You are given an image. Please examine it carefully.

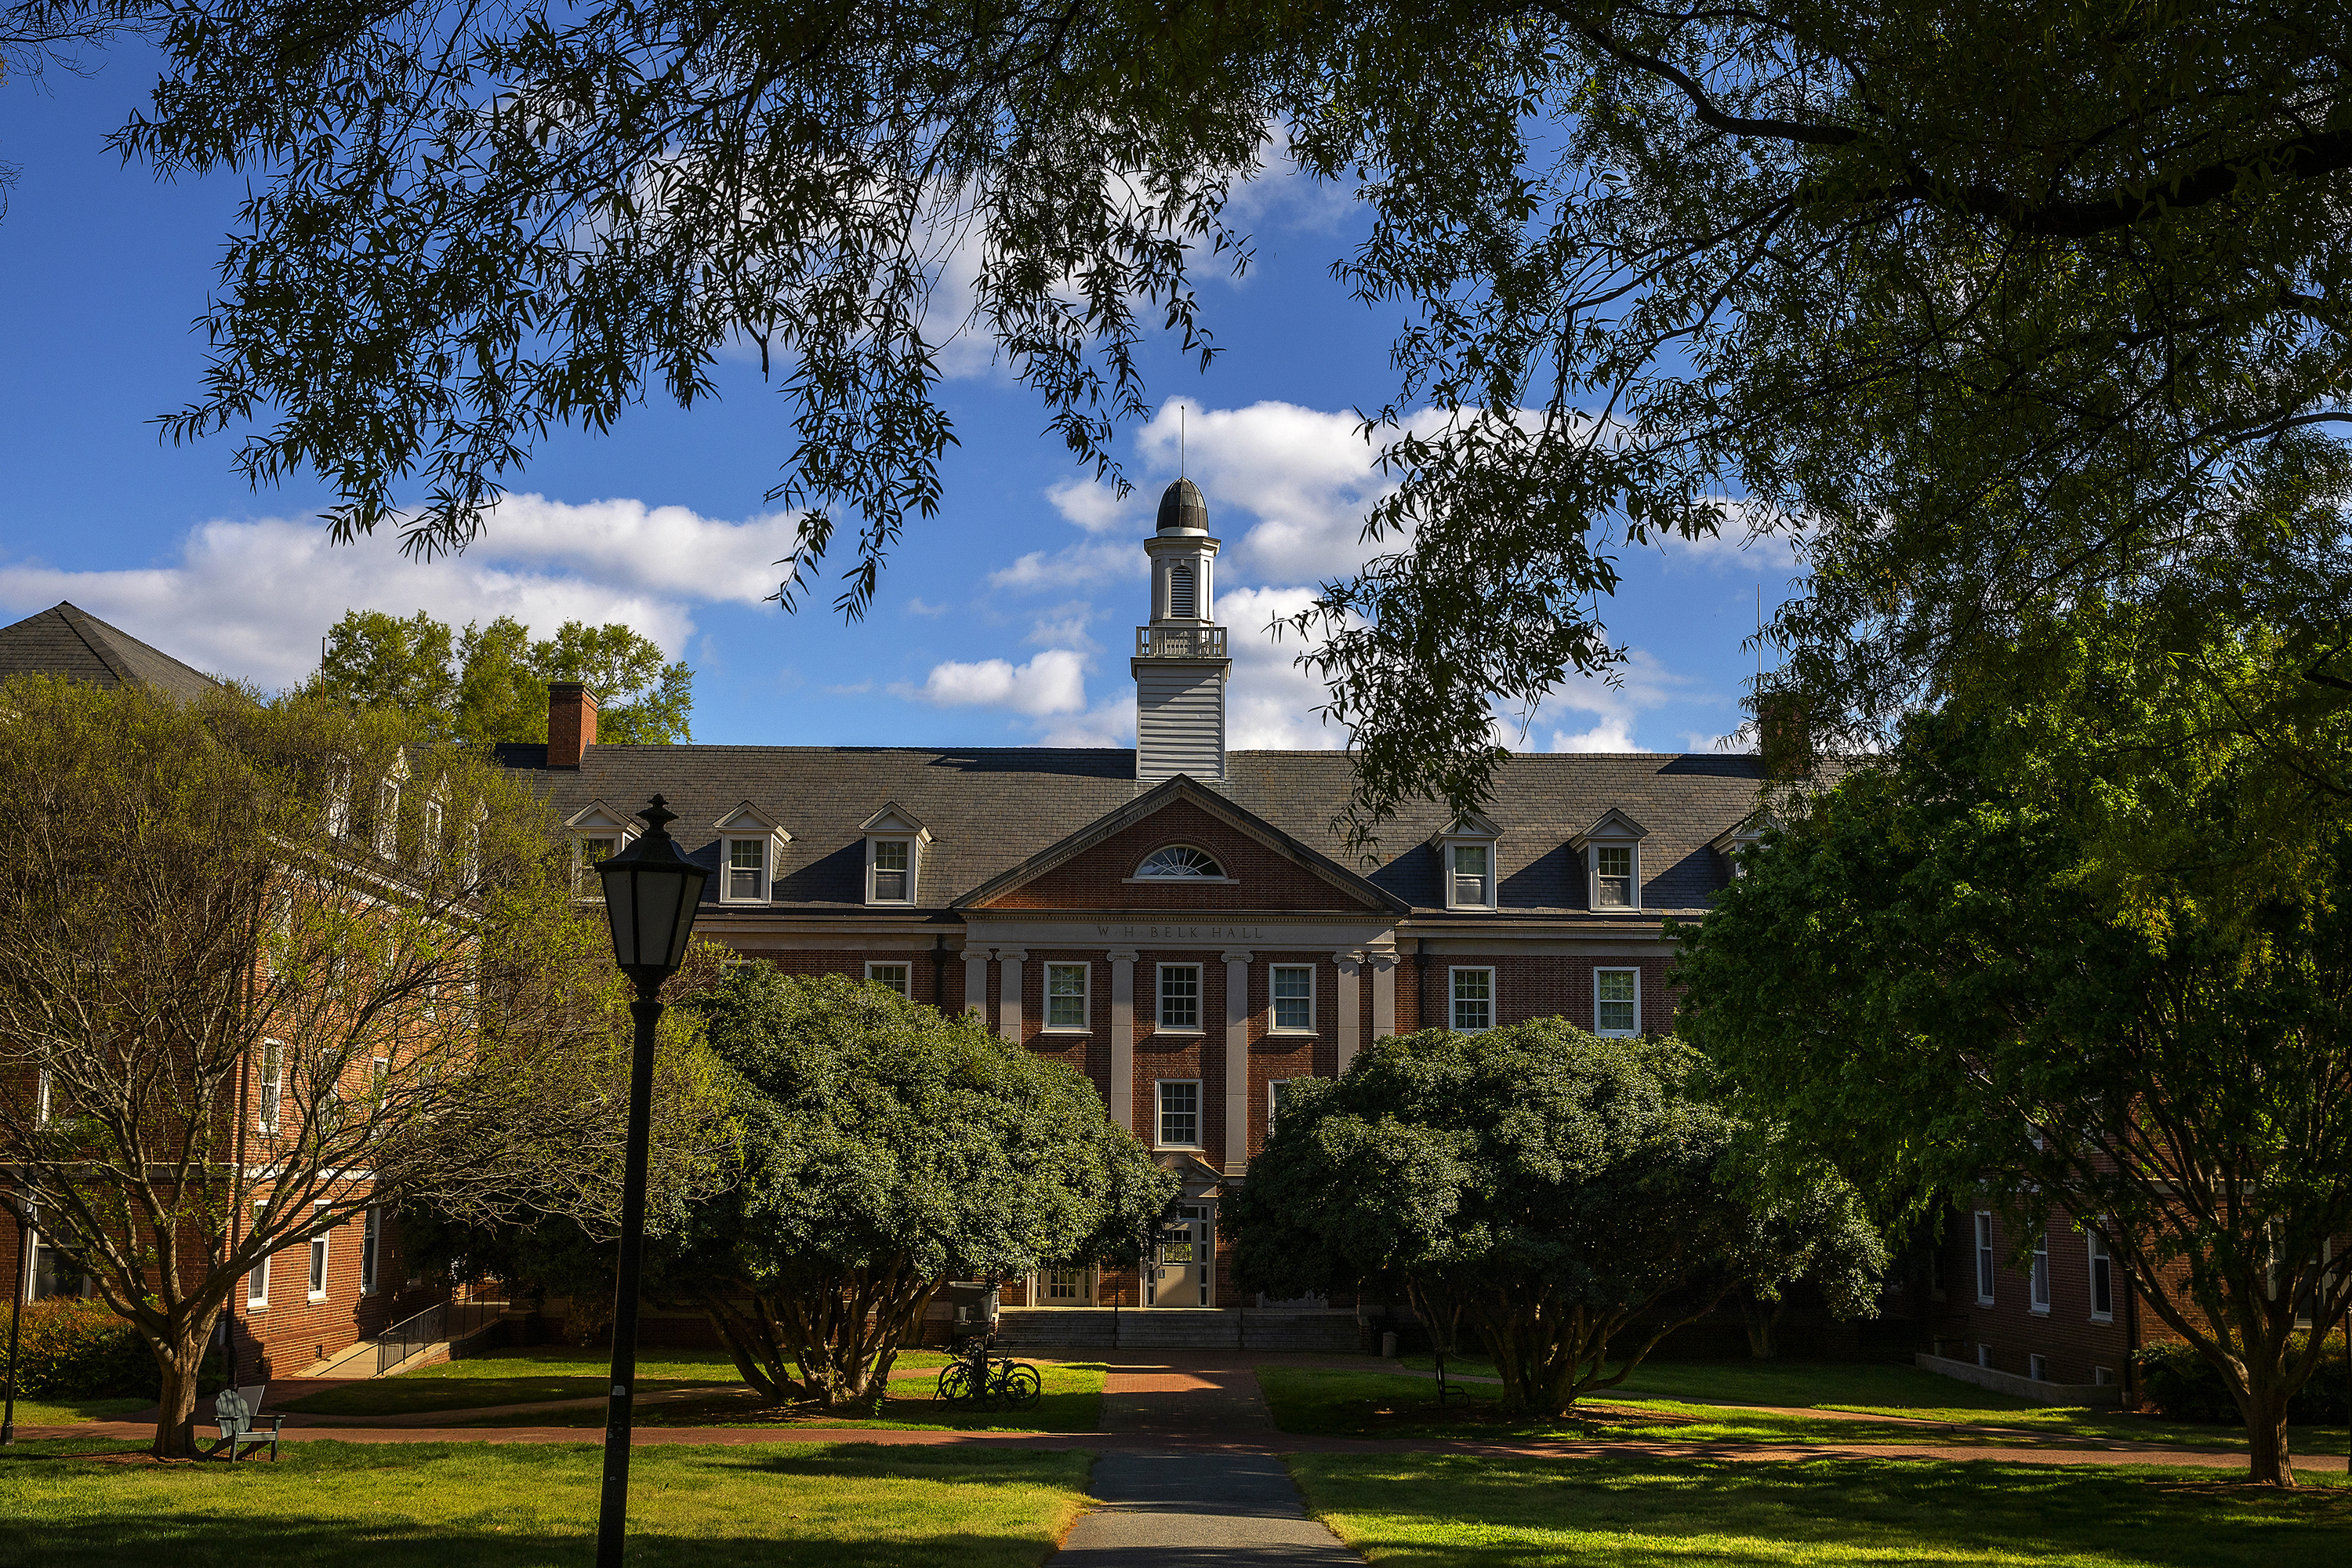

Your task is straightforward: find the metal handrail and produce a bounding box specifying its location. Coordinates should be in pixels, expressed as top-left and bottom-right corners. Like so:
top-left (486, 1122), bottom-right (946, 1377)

top-left (374, 1294), bottom-right (503, 1374)
top-left (1135, 626), bottom-right (1228, 658)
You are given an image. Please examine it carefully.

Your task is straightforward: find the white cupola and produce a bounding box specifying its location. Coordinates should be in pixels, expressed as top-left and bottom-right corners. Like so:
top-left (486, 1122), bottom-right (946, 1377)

top-left (1133, 478), bottom-right (1230, 785)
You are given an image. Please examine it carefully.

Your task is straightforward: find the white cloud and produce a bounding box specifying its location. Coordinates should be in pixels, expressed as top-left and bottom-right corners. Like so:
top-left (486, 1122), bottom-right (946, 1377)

top-left (1220, 585), bottom-right (1346, 750)
top-left (988, 538), bottom-right (1145, 591)
top-left (1541, 649), bottom-right (1702, 755)
top-left (0, 495), bottom-right (794, 690)
top-left (1025, 601), bottom-right (1098, 652)
top-left (904, 597), bottom-right (952, 618)
top-left (891, 648), bottom-right (1087, 716)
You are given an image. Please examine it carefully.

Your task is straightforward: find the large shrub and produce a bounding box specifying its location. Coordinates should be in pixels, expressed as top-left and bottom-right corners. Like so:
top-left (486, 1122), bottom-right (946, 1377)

top-left (3, 1298), bottom-right (221, 1399)
top-left (2138, 1334), bottom-right (2349, 1426)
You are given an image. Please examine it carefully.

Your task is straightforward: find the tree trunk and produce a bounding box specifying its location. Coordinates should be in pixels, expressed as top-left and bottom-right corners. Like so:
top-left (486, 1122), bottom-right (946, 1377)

top-left (1743, 1294), bottom-right (1788, 1360)
top-left (2240, 1381), bottom-right (2298, 1486)
top-left (148, 1317), bottom-right (215, 1460)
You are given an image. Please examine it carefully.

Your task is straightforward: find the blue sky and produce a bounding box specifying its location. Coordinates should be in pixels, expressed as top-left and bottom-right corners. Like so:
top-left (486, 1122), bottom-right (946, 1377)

top-left (0, 49), bottom-right (1798, 754)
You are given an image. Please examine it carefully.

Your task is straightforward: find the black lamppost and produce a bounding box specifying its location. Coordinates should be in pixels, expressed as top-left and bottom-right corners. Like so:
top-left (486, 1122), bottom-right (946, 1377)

top-left (592, 795), bottom-right (707, 1568)
top-left (2, 1201), bottom-right (27, 1446)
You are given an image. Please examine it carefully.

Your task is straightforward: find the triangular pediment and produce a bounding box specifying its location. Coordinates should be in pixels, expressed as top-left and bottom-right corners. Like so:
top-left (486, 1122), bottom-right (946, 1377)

top-left (1570, 807), bottom-right (1650, 848)
top-left (952, 775), bottom-right (1408, 913)
top-left (715, 800), bottom-right (792, 840)
top-left (1710, 809), bottom-right (1774, 855)
top-left (564, 799), bottom-right (636, 835)
top-left (858, 802), bottom-right (931, 841)
top-left (1428, 808), bottom-right (1501, 847)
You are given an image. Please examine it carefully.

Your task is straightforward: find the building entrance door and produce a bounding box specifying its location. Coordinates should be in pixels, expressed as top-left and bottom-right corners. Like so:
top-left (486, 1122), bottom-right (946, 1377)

top-left (1145, 1203), bottom-right (1214, 1307)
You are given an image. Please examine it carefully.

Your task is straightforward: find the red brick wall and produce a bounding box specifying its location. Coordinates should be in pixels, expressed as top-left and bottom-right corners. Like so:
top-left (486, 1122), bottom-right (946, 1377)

top-left (1394, 953), bottom-right (1675, 1036)
top-left (985, 800), bottom-right (1376, 911)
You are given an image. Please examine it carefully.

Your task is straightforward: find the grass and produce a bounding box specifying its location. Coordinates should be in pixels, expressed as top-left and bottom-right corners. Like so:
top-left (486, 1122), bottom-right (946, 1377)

top-left (0, 1438), bottom-right (1092, 1568)
top-left (274, 1346), bottom-right (950, 1418)
top-left (1287, 1450), bottom-right (2352, 1567)
top-left (2, 1396), bottom-right (147, 1428)
top-left (1379, 1356), bottom-right (2350, 1457)
top-left (456, 1359), bottom-right (1107, 1434)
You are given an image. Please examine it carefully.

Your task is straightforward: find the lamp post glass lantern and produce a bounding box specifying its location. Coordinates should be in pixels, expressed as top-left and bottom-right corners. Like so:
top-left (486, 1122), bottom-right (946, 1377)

top-left (592, 794), bottom-right (706, 1568)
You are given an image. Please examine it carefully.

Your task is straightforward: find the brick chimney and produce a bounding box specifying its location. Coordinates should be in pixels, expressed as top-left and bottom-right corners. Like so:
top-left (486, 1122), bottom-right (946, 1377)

top-left (547, 682), bottom-right (599, 768)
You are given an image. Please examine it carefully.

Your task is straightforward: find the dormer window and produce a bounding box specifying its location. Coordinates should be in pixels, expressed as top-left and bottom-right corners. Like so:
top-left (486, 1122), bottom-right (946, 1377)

top-left (373, 757), bottom-right (408, 859)
top-left (1571, 809), bottom-right (1650, 914)
top-left (714, 803), bottom-right (792, 905)
top-left (325, 764), bottom-right (351, 838)
top-left (1711, 813), bottom-right (1771, 879)
top-left (564, 800), bottom-right (638, 896)
top-left (1137, 845), bottom-right (1223, 878)
top-left (858, 804), bottom-right (931, 906)
top-left (1431, 810), bottom-right (1501, 912)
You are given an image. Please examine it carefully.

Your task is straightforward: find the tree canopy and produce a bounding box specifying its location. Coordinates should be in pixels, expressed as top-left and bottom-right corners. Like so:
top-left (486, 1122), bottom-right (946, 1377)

top-left (315, 609), bottom-right (693, 745)
top-left (1675, 607), bottom-right (2352, 1485)
top-left (26, 0), bottom-right (2333, 831)
top-left (621, 969), bottom-right (1170, 1412)
top-left (1229, 1022), bottom-right (1882, 1417)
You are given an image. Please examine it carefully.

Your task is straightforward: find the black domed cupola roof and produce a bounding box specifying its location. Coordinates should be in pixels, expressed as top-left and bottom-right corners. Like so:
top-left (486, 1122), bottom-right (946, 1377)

top-left (1156, 477), bottom-right (1209, 535)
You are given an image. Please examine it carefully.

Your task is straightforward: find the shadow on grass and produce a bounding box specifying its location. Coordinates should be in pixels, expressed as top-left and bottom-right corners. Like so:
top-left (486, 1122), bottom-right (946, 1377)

top-left (454, 1363), bottom-right (1108, 1434)
top-left (1290, 1450), bottom-right (2352, 1568)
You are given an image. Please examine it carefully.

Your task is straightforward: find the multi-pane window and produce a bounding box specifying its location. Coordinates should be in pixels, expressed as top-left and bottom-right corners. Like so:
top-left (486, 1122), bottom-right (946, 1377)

top-left (870, 839), bottom-right (912, 902)
top-left (1042, 1266), bottom-right (1093, 1303)
top-left (726, 838), bottom-right (766, 900)
top-left (1047, 964), bottom-right (1091, 1029)
top-left (423, 797), bottom-right (444, 868)
top-left (376, 778), bottom-right (401, 858)
top-left (2088, 1229), bottom-right (2114, 1319)
top-left (1138, 846), bottom-right (1223, 878)
top-left (1159, 965), bottom-right (1202, 1029)
top-left (258, 1039), bottom-right (285, 1134)
top-left (362, 1207), bottom-right (383, 1296)
top-left (1157, 1080), bottom-right (1201, 1147)
top-left (1974, 1211), bottom-right (1997, 1304)
top-left (1271, 965), bottom-right (1314, 1031)
top-left (576, 834), bottom-right (619, 894)
top-left (1269, 1079), bottom-right (1292, 1134)
top-left (1593, 844), bottom-right (1635, 908)
top-left (1595, 969), bottom-right (1639, 1036)
top-left (1451, 968), bottom-right (1494, 1032)
top-left (308, 1203), bottom-right (332, 1300)
top-left (2029, 1230), bottom-right (2051, 1312)
top-left (865, 963), bottom-right (911, 997)
top-left (1450, 844), bottom-right (1492, 906)
top-left (249, 1202), bottom-right (271, 1308)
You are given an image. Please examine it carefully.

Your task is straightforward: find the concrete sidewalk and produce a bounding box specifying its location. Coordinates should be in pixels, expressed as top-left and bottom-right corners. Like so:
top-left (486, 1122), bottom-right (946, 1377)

top-left (1049, 1451), bottom-right (1362, 1567)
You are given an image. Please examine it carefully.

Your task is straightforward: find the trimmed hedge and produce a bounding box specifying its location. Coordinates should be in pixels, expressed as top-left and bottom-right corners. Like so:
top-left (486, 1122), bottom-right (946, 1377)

top-left (1, 1298), bottom-right (223, 1399)
top-left (2135, 1333), bottom-right (2350, 1425)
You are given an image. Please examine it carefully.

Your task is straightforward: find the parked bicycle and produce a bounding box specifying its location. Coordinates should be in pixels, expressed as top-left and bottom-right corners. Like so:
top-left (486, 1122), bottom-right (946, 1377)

top-left (935, 1334), bottom-right (1042, 1410)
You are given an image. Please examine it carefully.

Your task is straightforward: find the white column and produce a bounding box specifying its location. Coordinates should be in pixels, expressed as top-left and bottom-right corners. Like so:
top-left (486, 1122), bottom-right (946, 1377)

top-left (1222, 949), bottom-right (1253, 1176)
top-left (1334, 953), bottom-right (1363, 1075)
top-left (998, 949), bottom-right (1027, 1045)
top-left (1370, 952), bottom-right (1398, 1040)
top-left (963, 947), bottom-right (991, 1020)
top-left (1108, 949), bottom-right (1138, 1133)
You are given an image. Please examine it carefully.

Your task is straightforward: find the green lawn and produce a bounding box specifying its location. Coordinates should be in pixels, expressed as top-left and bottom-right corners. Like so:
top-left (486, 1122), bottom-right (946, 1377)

top-left (274, 1346), bottom-right (950, 1418)
top-left (1287, 1451), bottom-right (2351, 1568)
top-left (3, 1395), bottom-right (147, 1428)
top-left (0, 1438), bottom-right (1091, 1568)
top-left (1381, 1356), bottom-right (2350, 1457)
top-left (457, 1359), bottom-right (1106, 1434)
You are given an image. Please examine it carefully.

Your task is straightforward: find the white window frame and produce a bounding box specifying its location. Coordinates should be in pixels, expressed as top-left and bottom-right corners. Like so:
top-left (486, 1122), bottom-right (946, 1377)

top-left (1269, 1078), bottom-right (1293, 1134)
top-left (1974, 1211), bottom-right (1998, 1305)
top-left (1590, 840), bottom-right (1640, 911)
top-left (1156, 1079), bottom-right (1203, 1149)
top-left (1039, 1265), bottom-right (1097, 1305)
top-left (257, 1038), bottom-right (285, 1135)
top-left (866, 837), bottom-right (917, 905)
top-left (721, 836), bottom-right (771, 902)
top-left (2028, 1353), bottom-right (2049, 1382)
top-left (574, 833), bottom-right (622, 895)
top-left (1450, 967), bottom-right (1494, 1033)
top-left (2029, 1229), bottom-right (2051, 1313)
top-left (1044, 963), bottom-right (1091, 1032)
top-left (1976, 1343), bottom-right (1993, 1370)
top-left (864, 961), bottom-right (912, 998)
top-left (248, 1203), bottom-right (271, 1308)
top-left (308, 1201), bottom-right (332, 1301)
top-left (361, 1206), bottom-right (383, 1296)
top-left (35, 1065), bottom-right (53, 1125)
top-left (2087, 1228), bottom-right (2114, 1322)
top-left (1446, 842), bottom-right (1495, 910)
top-left (423, 792), bottom-right (445, 869)
top-left (375, 774), bottom-right (401, 859)
top-left (325, 766), bottom-right (351, 838)
top-left (1269, 964), bottom-right (1316, 1033)
top-left (1594, 967), bottom-right (1641, 1036)
top-left (1156, 964), bottom-right (1204, 1032)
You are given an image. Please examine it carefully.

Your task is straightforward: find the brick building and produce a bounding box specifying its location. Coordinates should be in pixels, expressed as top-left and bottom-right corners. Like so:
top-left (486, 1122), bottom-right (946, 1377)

top-left (499, 482), bottom-right (1772, 1333)
top-left (1, 602), bottom-right (442, 1385)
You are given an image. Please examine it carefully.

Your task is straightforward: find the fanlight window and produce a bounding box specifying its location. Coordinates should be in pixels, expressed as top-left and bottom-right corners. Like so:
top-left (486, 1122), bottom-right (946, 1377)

top-left (1137, 845), bottom-right (1224, 879)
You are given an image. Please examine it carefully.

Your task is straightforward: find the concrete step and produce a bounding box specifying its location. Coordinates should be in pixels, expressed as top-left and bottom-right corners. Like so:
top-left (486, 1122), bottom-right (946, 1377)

top-left (995, 1308), bottom-right (1367, 1354)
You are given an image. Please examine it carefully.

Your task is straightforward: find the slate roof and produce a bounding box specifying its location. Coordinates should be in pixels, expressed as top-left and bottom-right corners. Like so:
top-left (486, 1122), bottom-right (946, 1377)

top-left (512, 745), bottom-right (1768, 919)
top-left (0, 601), bottom-right (223, 702)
